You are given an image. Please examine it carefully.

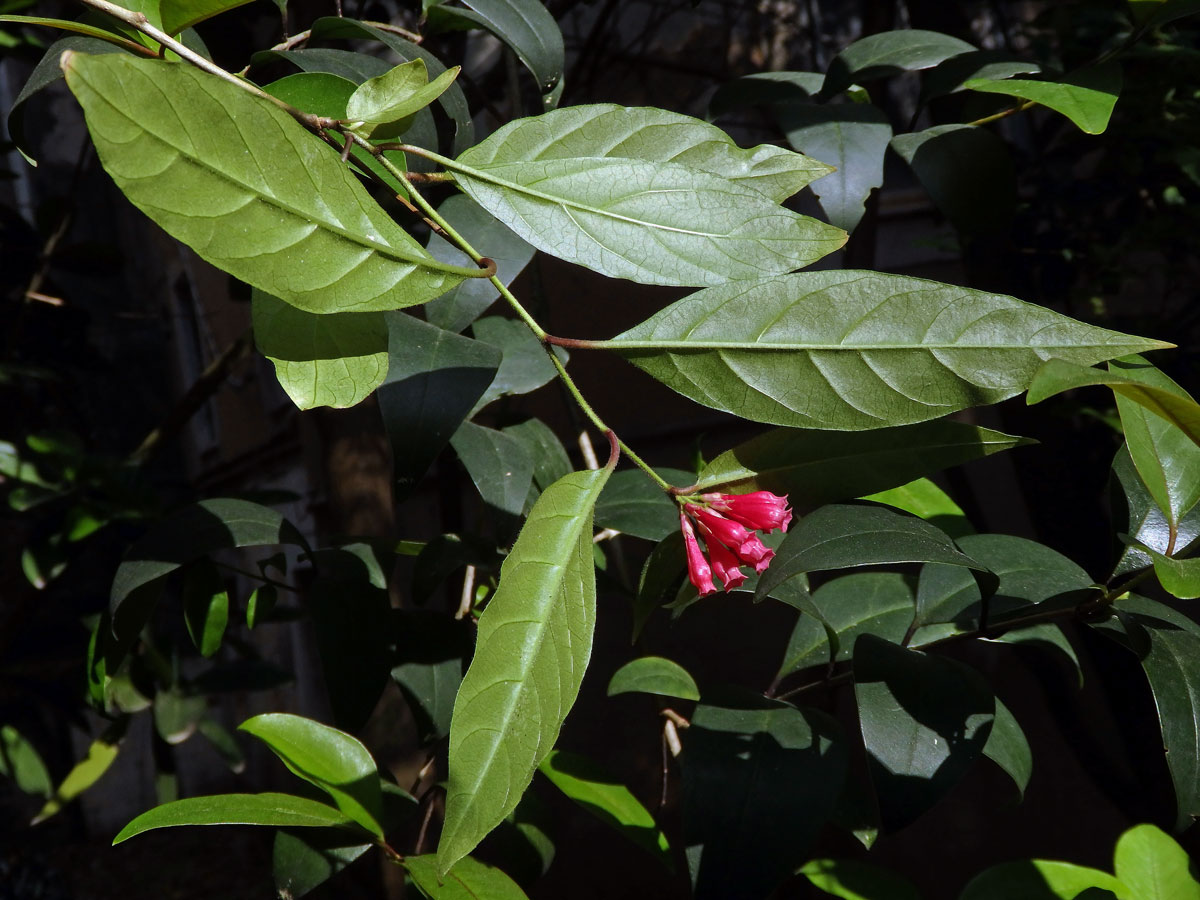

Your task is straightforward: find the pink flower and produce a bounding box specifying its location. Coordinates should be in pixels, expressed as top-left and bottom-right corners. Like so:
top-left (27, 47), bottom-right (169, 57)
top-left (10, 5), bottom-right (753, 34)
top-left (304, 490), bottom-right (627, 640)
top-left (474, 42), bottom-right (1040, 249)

top-left (702, 491), bottom-right (793, 533)
top-left (680, 511), bottom-right (716, 596)
top-left (706, 538), bottom-right (747, 591)
top-left (686, 504), bottom-right (753, 551)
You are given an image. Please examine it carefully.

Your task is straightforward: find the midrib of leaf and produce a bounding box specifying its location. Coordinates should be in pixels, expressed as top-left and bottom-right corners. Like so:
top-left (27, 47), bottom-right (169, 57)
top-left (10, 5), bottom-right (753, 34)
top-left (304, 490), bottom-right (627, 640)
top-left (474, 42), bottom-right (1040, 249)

top-left (603, 339), bottom-right (1160, 350)
top-left (78, 62), bottom-right (480, 281)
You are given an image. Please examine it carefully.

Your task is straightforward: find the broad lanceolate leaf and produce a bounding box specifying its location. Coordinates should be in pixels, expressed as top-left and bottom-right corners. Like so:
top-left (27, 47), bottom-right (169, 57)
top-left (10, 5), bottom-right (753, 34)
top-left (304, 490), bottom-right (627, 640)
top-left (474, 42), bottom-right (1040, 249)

top-left (756, 504), bottom-right (982, 602)
top-left (470, 316), bottom-right (563, 411)
top-left (983, 698), bottom-right (1032, 801)
top-left (964, 63), bottom-right (1122, 134)
top-left (450, 422), bottom-right (535, 517)
top-left (694, 420), bottom-right (1031, 503)
top-left (438, 467), bottom-right (612, 872)
top-left (960, 860), bottom-right (1128, 900)
top-left (853, 634), bottom-right (994, 831)
top-left (607, 656), bottom-right (700, 701)
top-left (239, 713), bottom-right (384, 838)
top-left (683, 694), bottom-right (847, 900)
top-left (346, 59), bottom-right (460, 134)
top-left (708, 71), bottom-right (825, 117)
top-left (774, 103), bottom-right (892, 233)
top-left (460, 104), bottom-right (832, 204)
top-left (449, 143), bottom-right (846, 287)
top-left (405, 854), bottom-right (531, 900)
top-left (425, 0), bottom-right (564, 96)
top-left (608, 271), bottom-right (1167, 430)
top-left (821, 29), bottom-right (976, 97)
top-left (796, 859), bottom-right (922, 900)
top-left (112, 793), bottom-right (357, 844)
top-left (63, 53), bottom-right (482, 314)
top-left (1113, 823), bottom-right (1200, 900)
top-left (1110, 444), bottom-right (1200, 579)
top-left (377, 312), bottom-right (501, 497)
top-left (253, 290), bottom-right (388, 410)
top-left (538, 749), bottom-right (672, 869)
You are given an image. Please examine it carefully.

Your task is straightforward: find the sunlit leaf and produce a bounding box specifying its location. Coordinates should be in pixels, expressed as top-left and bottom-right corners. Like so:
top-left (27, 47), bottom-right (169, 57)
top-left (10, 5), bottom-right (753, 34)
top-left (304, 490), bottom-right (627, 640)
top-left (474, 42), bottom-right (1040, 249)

top-left (0, 725), bottom-right (52, 797)
top-left (961, 859), bottom-right (1127, 900)
top-left (1113, 823), bottom-right (1200, 899)
top-left (405, 853), bottom-right (531, 900)
top-left (112, 793), bottom-right (358, 844)
top-left (964, 63), bottom-right (1122, 134)
top-left (607, 656), bottom-right (700, 701)
top-left (860, 478), bottom-right (972, 539)
top-left (822, 29), bottom-right (976, 97)
top-left (346, 59), bottom-right (460, 135)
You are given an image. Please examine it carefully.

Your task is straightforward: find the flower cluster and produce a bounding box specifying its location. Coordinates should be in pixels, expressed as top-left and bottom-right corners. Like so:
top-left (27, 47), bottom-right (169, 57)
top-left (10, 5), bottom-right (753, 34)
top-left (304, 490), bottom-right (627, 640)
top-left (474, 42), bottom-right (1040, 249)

top-left (679, 491), bottom-right (793, 596)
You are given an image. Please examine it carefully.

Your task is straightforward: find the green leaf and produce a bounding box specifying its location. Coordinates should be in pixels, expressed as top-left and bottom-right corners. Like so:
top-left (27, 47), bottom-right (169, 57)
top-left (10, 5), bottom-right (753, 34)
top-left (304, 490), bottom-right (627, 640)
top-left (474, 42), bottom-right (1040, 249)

top-left (273, 829), bottom-right (372, 900)
top-left (63, 53), bottom-right (480, 314)
top-left (822, 29), bottom-right (976, 97)
top-left (982, 697), bottom-right (1032, 801)
top-left (425, 0), bottom-right (563, 95)
top-left (1145, 549), bottom-right (1200, 599)
top-left (1113, 823), bottom-right (1200, 900)
top-left (961, 860), bottom-right (1127, 900)
top-left (1111, 359), bottom-right (1200, 532)
top-left (797, 858), bottom-right (922, 900)
top-left (391, 610), bottom-right (470, 743)
top-left (252, 290), bottom-right (387, 410)
top-left (890, 125), bottom-right (1015, 234)
top-left (695, 421), bottom-right (1030, 504)
top-left (111, 498), bottom-right (305, 611)
top-left (158, 0), bottom-right (251, 33)
top-left (537, 749), bottom-right (672, 869)
top-left (182, 561), bottom-right (229, 658)
top-left (853, 634), bottom-right (994, 831)
top-left (774, 103), bottom-right (892, 232)
top-left (425, 195), bottom-right (535, 333)
top-left (964, 63), bottom-right (1122, 134)
top-left (607, 656), bottom-right (700, 701)
top-left (610, 271), bottom-right (1164, 430)
top-left (776, 572), bottom-right (915, 679)
top-left (683, 694), bottom-right (847, 900)
top-left (594, 467), bottom-right (694, 541)
top-left (377, 313), bottom-right (501, 497)
top-left (246, 583), bottom-right (278, 629)
top-left (503, 418), bottom-right (572, 491)
top-left (633, 532), bottom-right (686, 641)
top-left (918, 50), bottom-right (1041, 104)
top-left (756, 504), bottom-right (983, 602)
top-left (461, 103), bottom-right (832, 204)
top-left (34, 727), bottom-right (122, 823)
top-left (708, 71), bottom-right (825, 117)
top-left (112, 793), bottom-right (358, 844)
top-left (346, 59), bottom-right (460, 134)
top-left (0, 725), bottom-right (52, 797)
top-left (450, 421), bottom-right (535, 517)
top-left (860, 478), bottom-right (972, 539)
top-left (470, 316), bottom-right (563, 410)
top-left (405, 854), bottom-right (531, 900)
top-left (438, 467), bottom-right (612, 872)
top-left (450, 142), bottom-right (846, 287)
top-left (0, 15), bottom-right (151, 55)
top-left (1109, 444), bottom-right (1200, 579)
top-left (252, 46), bottom-right (392, 82)
top-left (239, 713), bottom-right (384, 839)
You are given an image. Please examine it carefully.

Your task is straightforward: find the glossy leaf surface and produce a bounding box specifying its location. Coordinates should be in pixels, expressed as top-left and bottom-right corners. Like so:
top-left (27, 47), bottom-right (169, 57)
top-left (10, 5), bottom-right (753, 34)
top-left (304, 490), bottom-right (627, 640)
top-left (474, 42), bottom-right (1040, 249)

top-left (427, 0), bottom-right (563, 96)
top-left (853, 634), bottom-right (994, 831)
top-left (607, 656), bottom-right (700, 701)
top-left (538, 749), bottom-right (672, 868)
top-left (405, 853), bottom-right (531, 900)
top-left (439, 467), bottom-right (611, 872)
top-left (63, 53), bottom-right (478, 313)
top-left (240, 713), bottom-right (384, 839)
top-left (1110, 445), bottom-right (1200, 579)
top-left (982, 698), bottom-right (1032, 800)
top-left (964, 63), bottom-right (1122, 134)
top-left (822, 29), bottom-right (976, 97)
top-left (611, 271), bottom-right (1163, 430)
top-left (253, 290), bottom-right (388, 410)
top-left (112, 793), bottom-right (356, 844)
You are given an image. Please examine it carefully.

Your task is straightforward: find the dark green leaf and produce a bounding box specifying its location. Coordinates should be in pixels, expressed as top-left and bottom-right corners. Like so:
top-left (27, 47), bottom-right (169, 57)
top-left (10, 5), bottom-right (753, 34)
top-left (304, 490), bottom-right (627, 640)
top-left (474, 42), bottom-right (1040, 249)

top-left (112, 793), bottom-right (358, 844)
top-left (1138, 0), bottom-right (1200, 29)
top-left (853, 634), bottom-right (994, 831)
top-left (774, 103), bottom-right (891, 232)
top-left (757, 504), bottom-right (982, 602)
top-left (273, 828), bottom-right (372, 900)
top-left (964, 63), bottom-right (1122, 134)
top-left (64, 54), bottom-right (479, 313)
top-left (633, 532), bottom-right (686, 641)
top-left (425, 0), bottom-right (563, 95)
top-left (822, 29), bottom-right (976, 97)
top-left (696, 421), bottom-right (1030, 504)
top-left (776, 572), bottom-right (914, 679)
top-left (611, 271), bottom-right (1162, 430)
top-left (1113, 823), bottom-right (1200, 899)
top-left (425, 195), bottom-right (535, 333)
top-left (191, 659), bottom-right (293, 694)
top-left (918, 50), bottom-right (1041, 104)
top-left (471, 316), bottom-right (563, 410)
top-left (982, 698), bottom-right (1032, 801)
top-left (450, 421), bottom-right (535, 517)
top-left (405, 853), bottom-right (531, 900)
top-left (154, 689), bottom-right (207, 744)
top-left (391, 610), bottom-right (471, 742)
top-left (683, 694), bottom-right (847, 900)
top-left (0, 725), bottom-right (52, 797)
top-left (537, 749), bottom-right (672, 869)
top-left (503, 419), bottom-right (572, 491)
top-left (240, 713), bottom-right (384, 839)
top-left (377, 313), bottom-right (501, 497)
top-left (860, 478), bottom-right (973, 539)
top-left (960, 860), bottom-right (1125, 900)
top-left (252, 47), bottom-right (391, 81)
top-left (890, 125), bottom-right (1015, 234)
top-left (594, 467), bottom-right (692, 541)
top-left (796, 858), bottom-right (922, 900)
top-left (182, 560), bottom-right (229, 658)
top-left (607, 656), bottom-right (700, 701)
top-left (438, 467), bottom-right (612, 872)
top-left (158, 0), bottom-right (251, 33)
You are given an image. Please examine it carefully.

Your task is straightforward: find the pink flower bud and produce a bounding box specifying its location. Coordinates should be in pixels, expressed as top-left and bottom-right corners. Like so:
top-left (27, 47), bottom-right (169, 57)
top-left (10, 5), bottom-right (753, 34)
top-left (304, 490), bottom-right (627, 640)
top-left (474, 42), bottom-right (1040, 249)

top-left (680, 511), bottom-right (716, 596)
top-left (706, 538), bottom-right (747, 591)
top-left (687, 503), bottom-right (752, 549)
top-left (733, 532), bottom-right (775, 574)
top-left (701, 491), bottom-right (793, 533)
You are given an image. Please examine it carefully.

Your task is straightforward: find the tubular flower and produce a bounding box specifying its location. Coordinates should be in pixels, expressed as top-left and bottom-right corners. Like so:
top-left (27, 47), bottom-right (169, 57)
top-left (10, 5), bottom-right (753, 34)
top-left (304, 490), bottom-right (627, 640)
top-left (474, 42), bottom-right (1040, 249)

top-left (702, 490), bottom-right (793, 533)
top-left (678, 491), bottom-right (792, 593)
top-left (680, 511), bottom-right (716, 597)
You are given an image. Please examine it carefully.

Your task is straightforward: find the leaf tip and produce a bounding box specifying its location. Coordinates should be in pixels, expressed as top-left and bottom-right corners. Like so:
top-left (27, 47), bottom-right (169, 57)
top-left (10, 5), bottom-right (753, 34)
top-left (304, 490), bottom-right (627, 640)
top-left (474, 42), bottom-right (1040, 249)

top-left (59, 49), bottom-right (78, 74)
